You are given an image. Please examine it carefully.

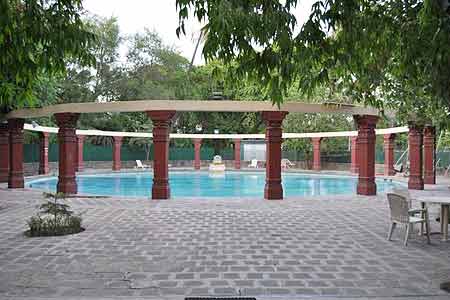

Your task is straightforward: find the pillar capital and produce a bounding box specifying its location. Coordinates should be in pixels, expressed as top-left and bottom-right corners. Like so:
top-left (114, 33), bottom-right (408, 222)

top-left (354, 115), bottom-right (379, 128)
top-left (262, 111), bottom-right (289, 126)
top-left (193, 138), bottom-right (202, 144)
top-left (423, 125), bottom-right (436, 137)
top-left (146, 110), bottom-right (176, 122)
top-left (383, 133), bottom-right (396, 141)
top-left (55, 113), bottom-right (80, 129)
top-left (113, 136), bottom-right (123, 143)
top-left (8, 118), bottom-right (25, 188)
top-left (312, 137), bottom-right (322, 144)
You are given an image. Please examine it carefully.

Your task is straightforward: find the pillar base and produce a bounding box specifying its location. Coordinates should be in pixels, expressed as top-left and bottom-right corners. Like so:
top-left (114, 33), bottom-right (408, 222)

top-left (357, 180), bottom-right (377, 195)
top-left (57, 179), bottom-right (77, 194)
top-left (264, 182), bottom-right (283, 200)
top-left (8, 174), bottom-right (24, 189)
top-left (423, 176), bottom-right (436, 185)
top-left (0, 173), bottom-right (8, 183)
top-left (152, 183), bottom-right (170, 199)
top-left (408, 177), bottom-right (424, 190)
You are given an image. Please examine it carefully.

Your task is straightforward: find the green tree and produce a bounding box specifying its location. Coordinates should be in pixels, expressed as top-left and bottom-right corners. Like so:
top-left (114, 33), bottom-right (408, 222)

top-left (59, 15), bottom-right (122, 103)
top-left (0, 0), bottom-right (95, 112)
top-left (176, 0), bottom-right (450, 125)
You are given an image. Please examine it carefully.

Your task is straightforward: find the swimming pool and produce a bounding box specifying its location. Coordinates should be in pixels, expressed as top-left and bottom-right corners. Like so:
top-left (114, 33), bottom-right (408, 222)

top-left (26, 171), bottom-right (403, 198)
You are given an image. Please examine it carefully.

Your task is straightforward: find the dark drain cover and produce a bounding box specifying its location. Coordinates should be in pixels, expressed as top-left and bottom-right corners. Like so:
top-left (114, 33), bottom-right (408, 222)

top-left (441, 281), bottom-right (450, 292)
top-left (185, 298), bottom-right (256, 300)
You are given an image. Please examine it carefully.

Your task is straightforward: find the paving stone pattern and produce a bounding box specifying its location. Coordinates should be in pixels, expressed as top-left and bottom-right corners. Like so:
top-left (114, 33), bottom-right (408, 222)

top-left (0, 186), bottom-right (449, 299)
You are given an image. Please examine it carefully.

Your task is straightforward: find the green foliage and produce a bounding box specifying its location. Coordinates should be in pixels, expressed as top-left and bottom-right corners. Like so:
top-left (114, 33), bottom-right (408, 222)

top-left (176, 0), bottom-right (450, 127)
top-left (0, 0), bottom-right (95, 112)
top-left (26, 192), bottom-right (83, 237)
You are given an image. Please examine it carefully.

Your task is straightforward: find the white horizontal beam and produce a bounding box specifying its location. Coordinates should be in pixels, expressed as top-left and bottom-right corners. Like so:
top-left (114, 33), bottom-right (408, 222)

top-left (4, 100), bottom-right (380, 119)
top-left (24, 124), bottom-right (409, 139)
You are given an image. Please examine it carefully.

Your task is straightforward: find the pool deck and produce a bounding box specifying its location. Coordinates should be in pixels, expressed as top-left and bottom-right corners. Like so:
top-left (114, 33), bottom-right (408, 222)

top-left (1, 172), bottom-right (450, 300)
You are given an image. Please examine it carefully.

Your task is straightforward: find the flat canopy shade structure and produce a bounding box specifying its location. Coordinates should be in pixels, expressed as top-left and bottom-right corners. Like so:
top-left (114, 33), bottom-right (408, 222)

top-left (4, 100), bottom-right (380, 119)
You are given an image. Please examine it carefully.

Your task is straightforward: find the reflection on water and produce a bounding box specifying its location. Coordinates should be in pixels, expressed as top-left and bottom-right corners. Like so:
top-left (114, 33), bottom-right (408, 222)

top-left (27, 172), bottom-right (403, 198)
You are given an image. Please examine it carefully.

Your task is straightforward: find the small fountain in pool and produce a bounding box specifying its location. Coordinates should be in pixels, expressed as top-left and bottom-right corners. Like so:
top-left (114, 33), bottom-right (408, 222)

top-left (209, 155), bottom-right (226, 172)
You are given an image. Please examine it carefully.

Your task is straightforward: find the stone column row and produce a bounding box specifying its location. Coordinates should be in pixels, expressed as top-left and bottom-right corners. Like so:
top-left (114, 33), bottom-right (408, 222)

top-left (0, 112), bottom-right (387, 200)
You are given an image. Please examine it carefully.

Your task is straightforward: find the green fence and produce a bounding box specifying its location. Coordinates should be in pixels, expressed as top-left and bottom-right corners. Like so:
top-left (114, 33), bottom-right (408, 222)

top-left (23, 144), bottom-right (238, 163)
top-left (23, 143), bottom-right (410, 164)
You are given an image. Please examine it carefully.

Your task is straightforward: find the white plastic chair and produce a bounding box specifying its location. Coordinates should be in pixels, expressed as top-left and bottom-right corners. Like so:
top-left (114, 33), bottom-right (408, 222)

top-left (135, 160), bottom-right (149, 169)
top-left (281, 158), bottom-right (295, 169)
top-left (387, 193), bottom-right (431, 246)
top-left (248, 159), bottom-right (258, 168)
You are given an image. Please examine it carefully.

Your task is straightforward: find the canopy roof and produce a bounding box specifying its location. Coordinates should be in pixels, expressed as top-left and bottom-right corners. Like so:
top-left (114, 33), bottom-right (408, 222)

top-left (5, 100), bottom-right (380, 119)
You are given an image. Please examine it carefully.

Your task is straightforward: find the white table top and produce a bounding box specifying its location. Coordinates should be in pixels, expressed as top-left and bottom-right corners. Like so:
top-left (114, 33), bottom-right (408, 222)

top-left (417, 196), bottom-right (450, 204)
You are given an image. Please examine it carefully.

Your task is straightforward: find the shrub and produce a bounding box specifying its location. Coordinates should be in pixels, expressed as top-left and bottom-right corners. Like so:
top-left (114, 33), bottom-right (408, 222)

top-left (25, 192), bottom-right (84, 237)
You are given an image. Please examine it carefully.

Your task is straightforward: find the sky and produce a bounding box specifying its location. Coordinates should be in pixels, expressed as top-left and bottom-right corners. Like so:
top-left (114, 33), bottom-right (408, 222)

top-left (83, 0), bottom-right (315, 65)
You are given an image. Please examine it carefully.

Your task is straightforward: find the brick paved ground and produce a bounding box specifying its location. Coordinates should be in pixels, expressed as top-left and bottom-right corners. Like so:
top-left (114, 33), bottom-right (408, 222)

top-left (0, 179), bottom-right (450, 300)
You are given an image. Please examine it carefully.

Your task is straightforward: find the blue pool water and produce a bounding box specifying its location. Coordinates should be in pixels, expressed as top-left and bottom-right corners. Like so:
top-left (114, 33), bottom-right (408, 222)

top-left (26, 171), bottom-right (403, 198)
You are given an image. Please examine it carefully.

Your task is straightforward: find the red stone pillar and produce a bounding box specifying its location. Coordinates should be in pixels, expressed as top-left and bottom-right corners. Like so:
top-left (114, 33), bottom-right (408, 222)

top-left (350, 136), bottom-right (358, 173)
top-left (354, 115), bottom-right (378, 195)
top-left (76, 135), bottom-right (84, 172)
top-left (8, 118), bottom-right (25, 188)
top-left (147, 110), bottom-right (176, 199)
top-left (262, 111), bottom-right (288, 200)
top-left (312, 137), bottom-right (322, 171)
top-left (0, 123), bottom-right (9, 182)
top-left (39, 132), bottom-right (50, 175)
top-left (423, 125), bottom-right (436, 184)
top-left (234, 138), bottom-right (241, 169)
top-left (55, 113), bottom-right (80, 194)
top-left (112, 136), bottom-right (123, 171)
top-left (193, 138), bottom-right (202, 170)
top-left (383, 133), bottom-right (396, 176)
top-left (408, 122), bottom-right (424, 190)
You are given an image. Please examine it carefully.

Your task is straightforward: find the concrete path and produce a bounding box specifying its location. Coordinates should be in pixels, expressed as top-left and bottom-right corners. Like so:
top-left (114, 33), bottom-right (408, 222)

top-left (0, 184), bottom-right (449, 299)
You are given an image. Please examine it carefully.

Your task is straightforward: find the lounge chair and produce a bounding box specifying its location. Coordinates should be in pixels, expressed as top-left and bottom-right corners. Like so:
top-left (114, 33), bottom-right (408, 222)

top-left (387, 192), bottom-right (431, 246)
top-left (281, 158), bottom-right (295, 169)
top-left (248, 159), bottom-right (258, 168)
top-left (135, 160), bottom-right (149, 169)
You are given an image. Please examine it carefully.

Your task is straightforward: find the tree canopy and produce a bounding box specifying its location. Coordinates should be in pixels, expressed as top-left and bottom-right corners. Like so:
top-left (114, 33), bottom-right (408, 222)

top-left (176, 0), bottom-right (450, 125)
top-left (0, 0), bottom-right (95, 112)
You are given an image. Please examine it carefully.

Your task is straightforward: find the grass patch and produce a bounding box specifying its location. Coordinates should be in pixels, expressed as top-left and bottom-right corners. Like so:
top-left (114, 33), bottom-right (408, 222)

top-left (25, 192), bottom-right (84, 237)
